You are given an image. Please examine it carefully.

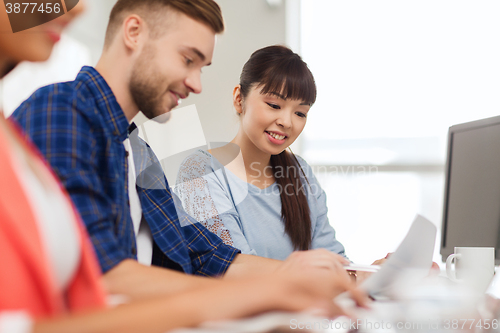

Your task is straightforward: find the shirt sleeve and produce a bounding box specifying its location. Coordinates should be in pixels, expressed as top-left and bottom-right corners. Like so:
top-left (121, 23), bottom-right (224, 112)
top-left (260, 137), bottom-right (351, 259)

top-left (173, 195), bottom-right (241, 276)
top-left (0, 312), bottom-right (33, 333)
top-left (297, 156), bottom-right (348, 258)
top-left (10, 90), bottom-right (129, 272)
top-left (174, 152), bottom-right (258, 256)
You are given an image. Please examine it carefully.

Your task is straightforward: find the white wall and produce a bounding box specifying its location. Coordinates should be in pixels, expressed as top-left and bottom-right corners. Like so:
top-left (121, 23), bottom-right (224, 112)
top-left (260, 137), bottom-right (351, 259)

top-left (65, 0), bottom-right (117, 64)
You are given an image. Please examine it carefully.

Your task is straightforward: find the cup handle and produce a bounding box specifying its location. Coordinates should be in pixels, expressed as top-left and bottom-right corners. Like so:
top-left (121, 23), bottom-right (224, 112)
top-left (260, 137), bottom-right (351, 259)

top-left (446, 253), bottom-right (462, 282)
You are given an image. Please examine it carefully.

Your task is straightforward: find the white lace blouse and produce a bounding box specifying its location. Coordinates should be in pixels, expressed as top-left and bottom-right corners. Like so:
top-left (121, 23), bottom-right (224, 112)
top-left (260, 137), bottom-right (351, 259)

top-left (174, 149), bottom-right (346, 260)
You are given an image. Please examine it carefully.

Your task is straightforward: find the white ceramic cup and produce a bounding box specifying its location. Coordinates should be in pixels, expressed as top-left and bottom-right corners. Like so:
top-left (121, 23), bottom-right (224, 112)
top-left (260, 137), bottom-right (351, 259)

top-left (446, 247), bottom-right (495, 293)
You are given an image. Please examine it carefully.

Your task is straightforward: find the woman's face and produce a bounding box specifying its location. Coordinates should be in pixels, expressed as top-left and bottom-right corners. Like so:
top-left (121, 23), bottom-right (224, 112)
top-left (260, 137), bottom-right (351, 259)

top-left (0, 0), bottom-right (85, 63)
top-left (234, 84), bottom-right (311, 156)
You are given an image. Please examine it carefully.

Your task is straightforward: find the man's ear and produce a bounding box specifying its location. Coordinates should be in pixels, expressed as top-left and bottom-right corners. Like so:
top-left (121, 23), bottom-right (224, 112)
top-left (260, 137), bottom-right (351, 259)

top-left (122, 14), bottom-right (145, 52)
top-left (233, 85), bottom-right (243, 114)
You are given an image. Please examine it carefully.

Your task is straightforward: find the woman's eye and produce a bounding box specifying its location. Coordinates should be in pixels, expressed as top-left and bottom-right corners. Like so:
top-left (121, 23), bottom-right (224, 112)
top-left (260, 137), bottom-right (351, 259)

top-left (185, 57), bottom-right (193, 65)
top-left (296, 112), bottom-right (307, 118)
top-left (266, 103), bottom-right (280, 109)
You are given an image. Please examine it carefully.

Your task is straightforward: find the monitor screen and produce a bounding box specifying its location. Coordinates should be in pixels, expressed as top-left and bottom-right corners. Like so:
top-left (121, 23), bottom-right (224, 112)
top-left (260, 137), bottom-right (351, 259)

top-left (441, 115), bottom-right (500, 264)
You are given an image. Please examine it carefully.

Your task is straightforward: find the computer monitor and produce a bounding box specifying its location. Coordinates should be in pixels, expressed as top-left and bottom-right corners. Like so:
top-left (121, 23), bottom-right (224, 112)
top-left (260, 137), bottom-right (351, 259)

top-left (441, 115), bottom-right (500, 264)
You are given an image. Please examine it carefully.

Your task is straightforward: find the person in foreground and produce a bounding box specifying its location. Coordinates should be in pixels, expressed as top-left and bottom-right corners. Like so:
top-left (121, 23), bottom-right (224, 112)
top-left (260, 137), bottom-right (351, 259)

top-left (10, 0), bottom-right (363, 302)
top-left (175, 45), bottom-right (346, 260)
top-left (0, 2), bottom-right (367, 333)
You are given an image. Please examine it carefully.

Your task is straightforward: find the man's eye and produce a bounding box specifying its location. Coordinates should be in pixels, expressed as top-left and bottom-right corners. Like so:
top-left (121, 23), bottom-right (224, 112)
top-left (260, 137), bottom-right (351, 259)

top-left (266, 103), bottom-right (280, 109)
top-left (185, 58), bottom-right (193, 65)
top-left (296, 112), bottom-right (307, 118)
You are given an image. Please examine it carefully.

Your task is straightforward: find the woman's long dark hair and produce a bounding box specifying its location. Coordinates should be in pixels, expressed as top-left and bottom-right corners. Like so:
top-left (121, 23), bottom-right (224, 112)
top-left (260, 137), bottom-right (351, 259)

top-left (239, 45), bottom-right (317, 250)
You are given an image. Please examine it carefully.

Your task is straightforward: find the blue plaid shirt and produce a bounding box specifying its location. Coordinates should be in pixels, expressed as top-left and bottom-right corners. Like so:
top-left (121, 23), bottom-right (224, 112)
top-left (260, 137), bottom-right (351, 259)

top-left (11, 66), bottom-right (240, 275)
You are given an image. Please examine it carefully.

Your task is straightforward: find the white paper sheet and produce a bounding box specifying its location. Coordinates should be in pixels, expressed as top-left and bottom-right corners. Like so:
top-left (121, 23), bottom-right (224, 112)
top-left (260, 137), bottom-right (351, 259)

top-left (360, 214), bottom-right (437, 299)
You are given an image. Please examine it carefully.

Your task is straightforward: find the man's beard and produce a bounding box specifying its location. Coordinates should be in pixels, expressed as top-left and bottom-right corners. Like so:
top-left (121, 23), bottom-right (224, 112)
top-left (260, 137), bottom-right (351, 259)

top-left (129, 43), bottom-right (173, 123)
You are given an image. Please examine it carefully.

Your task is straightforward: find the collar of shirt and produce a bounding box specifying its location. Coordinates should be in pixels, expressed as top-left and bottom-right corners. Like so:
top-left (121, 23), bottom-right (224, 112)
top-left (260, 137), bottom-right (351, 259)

top-left (76, 66), bottom-right (129, 143)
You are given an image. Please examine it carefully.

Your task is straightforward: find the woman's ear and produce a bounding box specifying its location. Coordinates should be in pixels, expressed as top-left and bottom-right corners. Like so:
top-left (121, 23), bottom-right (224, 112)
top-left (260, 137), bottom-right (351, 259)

top-left (233, 85), bottom-right (243, 114)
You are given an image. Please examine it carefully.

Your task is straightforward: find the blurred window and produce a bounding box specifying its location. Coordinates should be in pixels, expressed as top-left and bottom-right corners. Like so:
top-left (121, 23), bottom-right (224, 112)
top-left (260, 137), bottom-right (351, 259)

top-left (299, 0), bottom-right (500, 263)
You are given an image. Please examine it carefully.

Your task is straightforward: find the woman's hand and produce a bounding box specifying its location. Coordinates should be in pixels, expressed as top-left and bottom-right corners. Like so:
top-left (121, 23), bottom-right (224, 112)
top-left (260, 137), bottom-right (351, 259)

top-left (355, 253), bottom-right (441, 284)
top-left (355, 254), bottom-right (389, 284)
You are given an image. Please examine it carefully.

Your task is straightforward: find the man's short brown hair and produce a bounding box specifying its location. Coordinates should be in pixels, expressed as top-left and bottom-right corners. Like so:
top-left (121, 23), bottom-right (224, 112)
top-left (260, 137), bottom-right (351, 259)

top-left (104, 0), bottom-right (224, 47)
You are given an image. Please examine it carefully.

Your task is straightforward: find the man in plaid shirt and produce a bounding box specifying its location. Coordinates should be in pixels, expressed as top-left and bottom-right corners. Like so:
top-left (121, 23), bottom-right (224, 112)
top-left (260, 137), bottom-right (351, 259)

top-left (11, 0), bottom-right (358, 301)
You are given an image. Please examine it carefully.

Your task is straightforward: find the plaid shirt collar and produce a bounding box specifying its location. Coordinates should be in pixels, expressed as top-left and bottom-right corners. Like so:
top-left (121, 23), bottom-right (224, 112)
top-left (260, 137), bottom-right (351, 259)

top-left (77, 66), bottom-right (130, 143)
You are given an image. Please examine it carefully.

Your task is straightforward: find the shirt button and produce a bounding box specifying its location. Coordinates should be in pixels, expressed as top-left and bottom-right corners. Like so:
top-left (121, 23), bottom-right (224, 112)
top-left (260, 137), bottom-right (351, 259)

top-left (131, 247), bottom-right (137, 256)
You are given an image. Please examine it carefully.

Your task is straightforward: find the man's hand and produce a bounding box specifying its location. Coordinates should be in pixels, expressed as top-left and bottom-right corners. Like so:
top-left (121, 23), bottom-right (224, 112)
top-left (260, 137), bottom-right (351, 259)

top-left (277, 250), bottom-right (367, 309)
top-left (226, 250), bottom-right (349, 278)
top-left (279, 249), bottom-right (350, 272)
